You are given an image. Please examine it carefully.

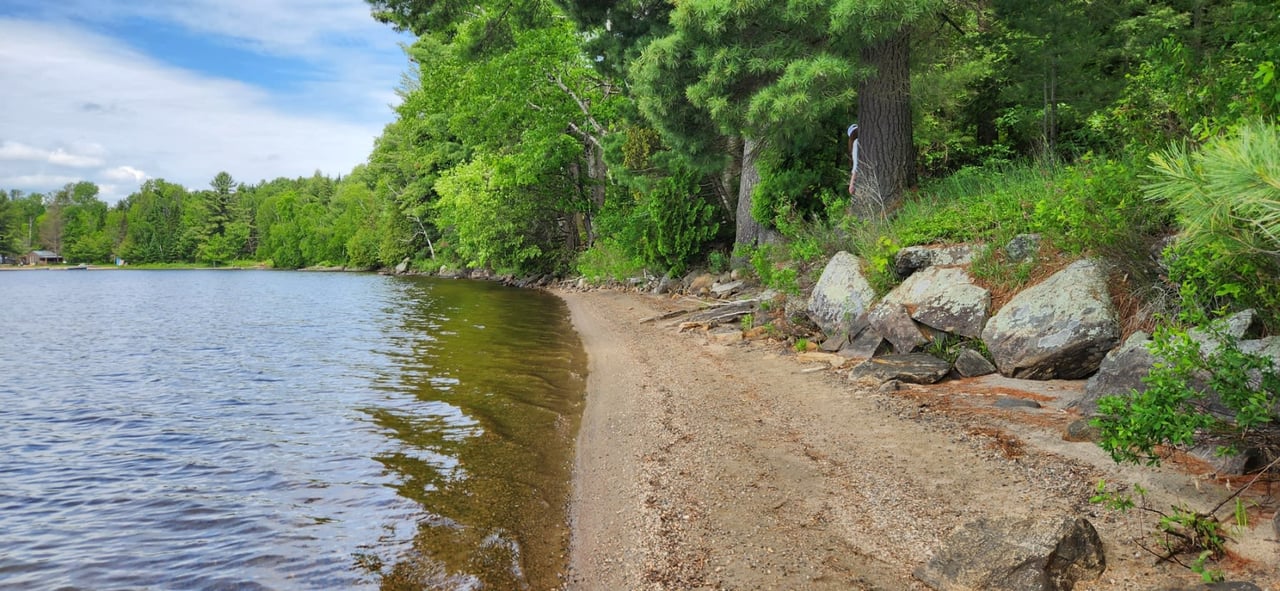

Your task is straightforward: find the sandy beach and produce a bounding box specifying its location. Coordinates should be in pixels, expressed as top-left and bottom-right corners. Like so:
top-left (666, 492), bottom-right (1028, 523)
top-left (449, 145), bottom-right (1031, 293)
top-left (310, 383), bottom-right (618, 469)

top-left (558, 288), bottom-right (1279, 590)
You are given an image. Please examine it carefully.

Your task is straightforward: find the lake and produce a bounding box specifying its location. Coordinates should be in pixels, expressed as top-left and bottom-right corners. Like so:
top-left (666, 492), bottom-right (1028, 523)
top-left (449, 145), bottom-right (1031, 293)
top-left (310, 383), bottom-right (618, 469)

top-left (0, 270), bottom-right (586, 590)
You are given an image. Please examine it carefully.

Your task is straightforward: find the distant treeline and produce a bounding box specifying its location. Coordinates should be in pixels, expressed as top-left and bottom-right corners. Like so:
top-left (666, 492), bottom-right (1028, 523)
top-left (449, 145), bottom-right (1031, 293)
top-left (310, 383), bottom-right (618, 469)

top-left (0, 170), bottom-right (397, 268)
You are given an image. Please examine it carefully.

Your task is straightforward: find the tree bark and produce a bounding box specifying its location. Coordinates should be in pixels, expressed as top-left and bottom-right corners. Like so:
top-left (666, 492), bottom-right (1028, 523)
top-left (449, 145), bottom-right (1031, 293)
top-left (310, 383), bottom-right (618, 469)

top-left (733, 137), bottom-right (764, 258)
top-left (854, 27), bottom-right (915, 218)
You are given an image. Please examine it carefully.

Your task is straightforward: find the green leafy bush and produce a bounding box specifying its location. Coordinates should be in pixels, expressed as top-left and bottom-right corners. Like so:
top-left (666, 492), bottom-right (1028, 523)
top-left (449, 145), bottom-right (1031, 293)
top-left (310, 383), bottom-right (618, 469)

top-left (1093, 321), bottom-right (1280, 467)
top-left (638, 171), bottom-right (719, 275)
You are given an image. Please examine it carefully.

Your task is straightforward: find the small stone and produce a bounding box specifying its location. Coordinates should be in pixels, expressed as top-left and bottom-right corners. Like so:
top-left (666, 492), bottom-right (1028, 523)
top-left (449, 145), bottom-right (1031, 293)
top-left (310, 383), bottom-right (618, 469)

top-left (954, 349), bottom-right (997, 378)
top-left (707, 329), bottom-right (743, 345)
top-left (993, 397), bottom-right (1041, 409)
top-left (1063, 418), bottom-right (1101, 443)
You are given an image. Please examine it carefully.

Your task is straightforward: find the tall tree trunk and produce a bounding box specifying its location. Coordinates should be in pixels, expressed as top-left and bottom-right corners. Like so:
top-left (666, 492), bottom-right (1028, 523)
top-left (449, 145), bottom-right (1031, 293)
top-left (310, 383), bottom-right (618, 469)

top-left (854, 27), bottom-right (915, 218)
top-left (583, 138), bottom-right (607, 246)
top-left (733, 137), bottom-right (764, 258)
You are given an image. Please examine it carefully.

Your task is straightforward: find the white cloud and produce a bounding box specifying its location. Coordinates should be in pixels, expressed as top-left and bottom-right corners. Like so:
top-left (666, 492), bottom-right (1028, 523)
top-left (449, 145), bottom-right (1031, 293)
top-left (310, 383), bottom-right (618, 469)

top-left (0, 141), bottom-right (105, 167)
top-left (0, 16), bottom-right (407, 203)
top-left (103, 165), bottom-right (148, 183)
top-left (0, 173), bottom-right (82, 187)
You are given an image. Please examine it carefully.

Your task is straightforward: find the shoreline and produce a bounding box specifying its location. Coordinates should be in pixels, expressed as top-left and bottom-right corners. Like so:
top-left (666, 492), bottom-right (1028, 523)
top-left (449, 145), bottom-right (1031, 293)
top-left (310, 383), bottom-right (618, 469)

top-left (556, 287), bottom-right (1277, 590)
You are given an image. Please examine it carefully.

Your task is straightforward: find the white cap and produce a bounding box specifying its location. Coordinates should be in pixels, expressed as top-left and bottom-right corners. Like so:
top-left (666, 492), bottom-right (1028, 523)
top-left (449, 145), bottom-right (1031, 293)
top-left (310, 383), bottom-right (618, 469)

top-left (847, 124), bottom-right (858, 136)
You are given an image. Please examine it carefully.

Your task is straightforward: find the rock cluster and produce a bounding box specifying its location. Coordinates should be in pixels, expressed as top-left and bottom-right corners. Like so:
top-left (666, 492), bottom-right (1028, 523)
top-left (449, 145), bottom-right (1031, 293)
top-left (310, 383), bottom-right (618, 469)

top-left (806, 240), bottom-right (1121, 386)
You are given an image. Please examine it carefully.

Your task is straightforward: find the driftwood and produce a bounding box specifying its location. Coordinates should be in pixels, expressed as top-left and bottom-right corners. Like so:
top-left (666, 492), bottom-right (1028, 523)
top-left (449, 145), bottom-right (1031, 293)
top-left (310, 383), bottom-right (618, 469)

top-left (641, 298), bottom-right (760, 327)
top-left (683, 300), bottom-right (758, 326)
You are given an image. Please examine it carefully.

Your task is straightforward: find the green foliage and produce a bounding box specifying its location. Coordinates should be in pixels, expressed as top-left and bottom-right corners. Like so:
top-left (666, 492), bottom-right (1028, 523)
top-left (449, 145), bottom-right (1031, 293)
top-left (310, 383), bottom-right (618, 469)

top-left (1107, 2), bottom-right (1280, 146)
top-left (923, 334), bottom-right (988, 365)
top-left (637, 172), bottom-right (718, 275)
top-left (1094, 321), bottom-right (1280, 467)
top-left (845, 158), bottom-right (1165, 293)
top-left (1090, 480), bottom-right (1230, 582)
top-left (575, 238), bottom-right (644, 283)
top-left (740, 313), bottom-right (755, 331)
top-left (743, 244), bottom-right (799, 295)
top-left (793, 338), bottom-right (810, 353)
top-left (706, 250), bottom-right (729, 275)
top-left (1147, 120), bottom-right (1280, 325)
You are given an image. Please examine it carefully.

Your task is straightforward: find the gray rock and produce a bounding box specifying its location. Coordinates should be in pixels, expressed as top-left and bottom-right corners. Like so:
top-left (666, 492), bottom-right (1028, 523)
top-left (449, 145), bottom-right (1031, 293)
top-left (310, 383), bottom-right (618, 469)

top-left (710, 279), bottom-right (744, 298)
top-left (955, 349), bottom-right (997, 378)
top-left (819, 330), bottom-right (849, 353)
top-left (868, 301), bottom-right (930, 353)
top-left (881, 266), bottom-right (990, 339)
top-left (1164, 583), bottom-right (1263, 591)
top-left (1274, 511), bottom-right (1280, 539)
top-left (1190, 309), bottom-right (1261, 357)
top-left (878, 379), bottom-right (902, 393)
top-left (1063, 418), bottom-right (1100, 443)
top-left (848, 353), bottom-right (951, 385)
top-left (1075, 331), bottom-right (1156, 415)
top-left (1188, 444), bottom-right (1261, 476)
top-left (915, 516), bottom-right (1105, 591)
top-left (652, 273), bottom-right (677, 295)
top-left (806, 251), bottom-right (877, 337)
top-left (994, 397), bottom-right (1042, 409)
top-left (1005, 233), bottom-right (1042, 263)
top-left (839, 325), bottom-right (885, 359)
top-left (894, 244), bottom-right (978, 277)
top-left (982, 259), bottom-right (1120, 380)
top-left (1238, 335), bottom-right (1280, 365)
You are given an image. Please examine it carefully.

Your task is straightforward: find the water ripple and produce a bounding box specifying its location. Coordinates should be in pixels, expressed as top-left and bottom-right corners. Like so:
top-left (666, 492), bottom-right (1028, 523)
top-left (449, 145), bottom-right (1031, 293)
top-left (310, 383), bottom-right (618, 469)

top-left (0, 271), bottom-right (584, 591)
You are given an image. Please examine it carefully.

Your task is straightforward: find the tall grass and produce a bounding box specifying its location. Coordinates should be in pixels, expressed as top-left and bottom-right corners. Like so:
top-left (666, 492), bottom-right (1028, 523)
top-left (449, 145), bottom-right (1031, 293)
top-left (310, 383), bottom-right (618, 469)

top-left (844, 156), bottom-right (1169, 294)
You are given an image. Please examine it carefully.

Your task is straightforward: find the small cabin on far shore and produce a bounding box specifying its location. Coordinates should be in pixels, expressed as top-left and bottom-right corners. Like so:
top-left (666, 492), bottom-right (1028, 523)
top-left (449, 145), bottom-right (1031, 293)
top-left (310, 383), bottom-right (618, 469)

top-left (24, 250), bottom-right (64, 265)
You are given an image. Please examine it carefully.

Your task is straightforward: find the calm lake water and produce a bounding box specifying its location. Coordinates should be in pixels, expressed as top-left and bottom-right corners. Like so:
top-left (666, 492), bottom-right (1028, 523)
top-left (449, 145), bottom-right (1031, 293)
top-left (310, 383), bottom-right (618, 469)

top-left (0, 270), bottom-right (586, 590)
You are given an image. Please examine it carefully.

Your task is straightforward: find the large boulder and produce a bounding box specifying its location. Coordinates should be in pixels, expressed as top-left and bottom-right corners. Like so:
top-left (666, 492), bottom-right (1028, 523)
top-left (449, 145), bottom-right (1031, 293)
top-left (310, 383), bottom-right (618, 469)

top-left (982, 259), bottom-right (1120, 379)
top-left (883, 266), bottom-right (990, 339)
top-left (807, 251), bottom-right (877, 337)
top-left (1076, 310), bottom-right (1278, 416)
top-left (915, 516), bottom-right (1105, 591)
top-left (1074, 331), bottom-right (1156, 415)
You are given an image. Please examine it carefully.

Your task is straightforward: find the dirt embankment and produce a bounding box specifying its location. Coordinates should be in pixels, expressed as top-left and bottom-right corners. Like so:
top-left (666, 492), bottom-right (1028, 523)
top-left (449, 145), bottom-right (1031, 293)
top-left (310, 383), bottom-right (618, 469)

top-left (559, 288), bottom-right (1279, 591)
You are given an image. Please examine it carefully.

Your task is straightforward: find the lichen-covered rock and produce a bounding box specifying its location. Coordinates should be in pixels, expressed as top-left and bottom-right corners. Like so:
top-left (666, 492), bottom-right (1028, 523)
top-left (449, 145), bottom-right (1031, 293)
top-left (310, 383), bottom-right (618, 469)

top-left (806, 251), bottom-right (877, 337)
top-left (915, 516), bottom-right (1105, 591)
top-left (882, 266), bottom-right (990, 338)
top-left (894, 244), bottom-right (978, 277)
top-left (1074, 331), bottom-right (1155, 415)
top-left (848, 353), bottom-right (951, 385)
top-left (1005, 233), bottom-right (1042, 263)
top-left (982, 259), bottom-right (1120, 380)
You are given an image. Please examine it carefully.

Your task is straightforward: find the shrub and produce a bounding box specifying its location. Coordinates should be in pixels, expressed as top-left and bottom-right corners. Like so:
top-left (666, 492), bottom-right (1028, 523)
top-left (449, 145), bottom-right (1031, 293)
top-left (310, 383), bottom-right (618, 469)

top-left (1147, 120), bottom-right (1280, 326)
top-left (1093, 320), bottom-right (1280, 467)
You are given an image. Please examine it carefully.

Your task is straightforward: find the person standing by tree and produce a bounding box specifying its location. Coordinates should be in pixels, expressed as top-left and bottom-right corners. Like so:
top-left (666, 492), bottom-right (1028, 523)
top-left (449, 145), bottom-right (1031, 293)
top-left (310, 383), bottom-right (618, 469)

top-left (847, 123), bottom-right (860, 196)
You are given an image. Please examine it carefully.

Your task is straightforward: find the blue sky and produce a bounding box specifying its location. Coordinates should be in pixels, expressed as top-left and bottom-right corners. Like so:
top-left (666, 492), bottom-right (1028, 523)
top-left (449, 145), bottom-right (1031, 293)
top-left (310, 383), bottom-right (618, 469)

top-left (0, 0), bottom-right (413, 203)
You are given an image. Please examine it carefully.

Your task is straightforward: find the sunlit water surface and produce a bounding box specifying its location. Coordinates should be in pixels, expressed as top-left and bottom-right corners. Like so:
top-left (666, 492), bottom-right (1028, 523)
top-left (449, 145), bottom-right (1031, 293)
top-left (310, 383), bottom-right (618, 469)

top-left (0, 270), bottom-right (585, 590)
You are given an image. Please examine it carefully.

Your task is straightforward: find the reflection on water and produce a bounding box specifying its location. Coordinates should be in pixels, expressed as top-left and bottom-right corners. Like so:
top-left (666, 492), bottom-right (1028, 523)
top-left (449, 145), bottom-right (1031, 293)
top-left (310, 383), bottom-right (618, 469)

top-left (0, 270), bottom-right (585, 590)
top-left (366, 278), bottom-right (586, 590)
